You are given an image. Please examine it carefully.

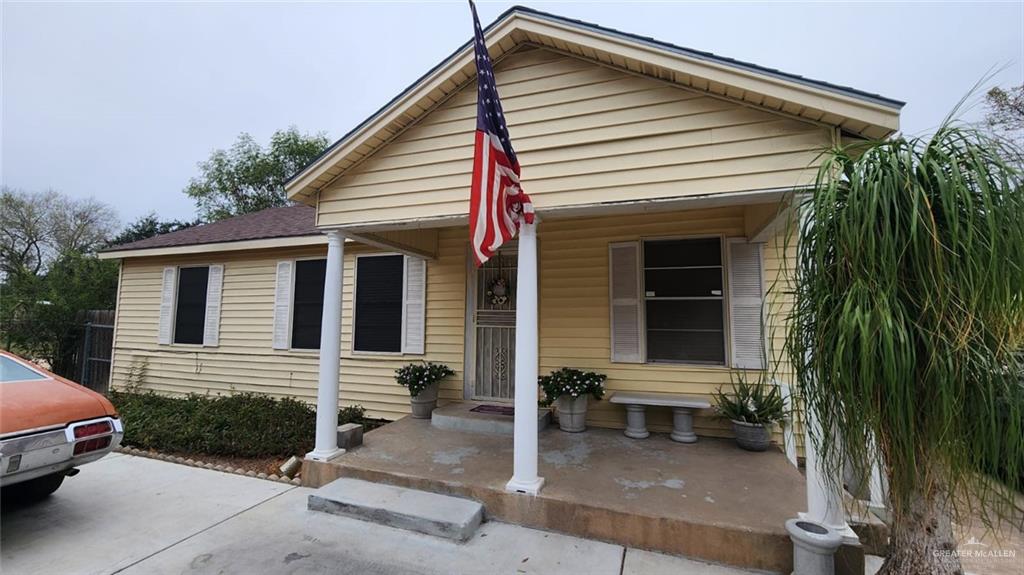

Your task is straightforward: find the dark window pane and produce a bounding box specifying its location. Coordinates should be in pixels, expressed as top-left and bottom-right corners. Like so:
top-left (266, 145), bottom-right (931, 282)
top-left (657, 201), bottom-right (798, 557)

top-left (354, 255), bottom-right (404, 352)
top-left (174, 266), bottom-right (209, 345)
top-left (644, 238), bottom-right (721, 268)
top-left (647, 330), bottom-right (725, 363)
top-left (646, 300), bottom-right (724, 331)
top-left (644, 268), bottom-right (722, 298)
top-left (291, 259), bottom-right (327, 349)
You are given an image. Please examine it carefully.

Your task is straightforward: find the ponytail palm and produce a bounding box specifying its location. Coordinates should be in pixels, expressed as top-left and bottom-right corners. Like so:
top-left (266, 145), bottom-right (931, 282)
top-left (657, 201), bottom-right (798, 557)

top-left (788, 121), bottom-right (1024, 574)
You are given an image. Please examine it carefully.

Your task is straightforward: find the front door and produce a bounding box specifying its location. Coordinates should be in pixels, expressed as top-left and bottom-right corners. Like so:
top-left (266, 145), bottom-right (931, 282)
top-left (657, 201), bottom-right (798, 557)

top-left (469, 247), bottom-right (517, 401)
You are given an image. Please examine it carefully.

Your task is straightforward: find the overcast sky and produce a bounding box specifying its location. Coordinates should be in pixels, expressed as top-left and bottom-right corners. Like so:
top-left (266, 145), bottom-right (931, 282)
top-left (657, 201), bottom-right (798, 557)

top-left (3, 1), bottom-right (1022, 225)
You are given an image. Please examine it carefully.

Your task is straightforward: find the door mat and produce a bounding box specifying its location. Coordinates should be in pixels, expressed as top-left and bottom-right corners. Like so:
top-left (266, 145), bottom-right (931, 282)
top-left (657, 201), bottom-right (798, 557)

top-left (470, 404), bottom-right (515, 417)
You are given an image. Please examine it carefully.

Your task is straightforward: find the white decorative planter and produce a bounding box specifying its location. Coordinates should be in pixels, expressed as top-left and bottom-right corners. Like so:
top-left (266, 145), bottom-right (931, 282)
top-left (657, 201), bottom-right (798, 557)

top-left (785, 518), bottom-right (843, 575)
top-left (557, 395), bottom-right (589, 432)
top-left (731, 420), bottom-right (772, 451)
top-left (410, 382), bottom-right (439, 419)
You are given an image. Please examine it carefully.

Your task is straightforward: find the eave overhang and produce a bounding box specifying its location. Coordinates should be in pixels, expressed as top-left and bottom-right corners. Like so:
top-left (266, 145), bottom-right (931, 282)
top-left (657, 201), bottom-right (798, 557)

top-left (286, 6), bottom-right (903, 205)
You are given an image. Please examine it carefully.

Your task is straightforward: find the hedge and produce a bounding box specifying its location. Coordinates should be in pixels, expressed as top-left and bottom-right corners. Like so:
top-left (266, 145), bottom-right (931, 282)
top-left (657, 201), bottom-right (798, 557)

top-left (109, 390), bottom-right (383, 458)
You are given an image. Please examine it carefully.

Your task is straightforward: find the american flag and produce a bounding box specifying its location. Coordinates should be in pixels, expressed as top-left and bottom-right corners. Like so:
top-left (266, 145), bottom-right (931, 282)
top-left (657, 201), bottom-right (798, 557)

top-left (468, 0), bottom-right (534, 267)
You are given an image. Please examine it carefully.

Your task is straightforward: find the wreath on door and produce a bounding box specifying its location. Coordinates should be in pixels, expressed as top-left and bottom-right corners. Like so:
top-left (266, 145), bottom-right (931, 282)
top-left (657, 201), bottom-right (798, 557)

top-left (487, 277), bottom-right (510, 306)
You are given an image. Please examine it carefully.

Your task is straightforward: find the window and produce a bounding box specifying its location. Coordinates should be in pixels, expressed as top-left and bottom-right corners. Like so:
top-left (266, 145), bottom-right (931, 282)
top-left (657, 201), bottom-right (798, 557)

top-left (643, 238), bottom-right (725, 364)
top-left (0, 356), bottom-right (48, 382)
top-left (291, 259), bottom-right (327, 350)
top-left (353, 255), bottom-right (405, 353)
top-left (174, 266), bottom-right (210, 345)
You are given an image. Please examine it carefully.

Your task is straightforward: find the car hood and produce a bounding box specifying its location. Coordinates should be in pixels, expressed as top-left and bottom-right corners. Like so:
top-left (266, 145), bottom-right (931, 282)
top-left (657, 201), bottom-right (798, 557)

top-left (0, 377), bottom-right (115, 436)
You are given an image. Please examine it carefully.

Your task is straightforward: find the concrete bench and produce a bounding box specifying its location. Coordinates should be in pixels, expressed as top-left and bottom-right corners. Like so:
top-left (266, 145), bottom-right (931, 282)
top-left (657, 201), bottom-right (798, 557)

top-left (608, 392), bottom-right (711, 443)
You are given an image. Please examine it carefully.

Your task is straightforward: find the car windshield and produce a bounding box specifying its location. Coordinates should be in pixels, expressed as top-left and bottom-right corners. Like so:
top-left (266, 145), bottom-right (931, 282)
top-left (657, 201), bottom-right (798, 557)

top-left (0, 356), bottom-right (48, 382)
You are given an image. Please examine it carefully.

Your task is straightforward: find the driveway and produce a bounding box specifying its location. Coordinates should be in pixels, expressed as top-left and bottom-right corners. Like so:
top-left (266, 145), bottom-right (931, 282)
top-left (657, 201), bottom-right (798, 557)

top-left (1, 454), bottom-right (751, 575)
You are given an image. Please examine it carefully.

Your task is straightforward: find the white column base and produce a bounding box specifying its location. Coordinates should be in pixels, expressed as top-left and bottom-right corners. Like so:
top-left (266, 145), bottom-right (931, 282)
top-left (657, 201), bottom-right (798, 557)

top-left (506, 476), bottom-right (545, 496)
top-left (305, 448), bottom-right (346, 463)
top-left (798, 511), bottom-right (860, 545)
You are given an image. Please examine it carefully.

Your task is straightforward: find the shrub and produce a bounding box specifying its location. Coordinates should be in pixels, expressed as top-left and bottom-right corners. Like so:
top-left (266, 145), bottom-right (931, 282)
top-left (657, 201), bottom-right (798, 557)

top-left (538, 367), bottom-right (606, 407)
top-left (109, 390), bottom-right (380, 458)
top-left (394, 362), bottom-right (455, 397)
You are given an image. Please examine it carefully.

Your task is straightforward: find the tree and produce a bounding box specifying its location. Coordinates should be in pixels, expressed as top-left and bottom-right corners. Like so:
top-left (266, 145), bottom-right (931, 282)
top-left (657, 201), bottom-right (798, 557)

top-left (108, 213), bottom-right (200, 247)
top-left (1, 252), bottom-right (119, 375)
top-left (1, 188), bottom-right (119, 374)
top-left (184, 127), bottom-right (330, 221)
top-left (0, 187), bottom-right (119, 277)
top-left (0, 187), bottom-right (52, 276)
top-left (985, 85), bottom-right (1024, 143)
top-left (788, 119), bottom-right (1023, 573)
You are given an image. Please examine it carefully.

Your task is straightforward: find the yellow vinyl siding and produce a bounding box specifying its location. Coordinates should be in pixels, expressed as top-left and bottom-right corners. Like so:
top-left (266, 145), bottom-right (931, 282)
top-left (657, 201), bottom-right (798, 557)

top-left (317, 47), bottom-right (831, 226)
top-left (111, 210), bottom-right (798, 444)
top-left (338, 229), bottom-right (467, 413)
top-left (535, 207), bottom-right (793, 439)
top-left (111, 246), bottom-right (328, 407)
top-left (110, 237), bottom-right (469, 421)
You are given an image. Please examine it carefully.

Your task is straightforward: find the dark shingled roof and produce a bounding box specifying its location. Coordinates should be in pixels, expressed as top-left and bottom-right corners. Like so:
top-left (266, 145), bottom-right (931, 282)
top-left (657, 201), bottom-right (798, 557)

top-left (102, 205), bottom-right (319, 253)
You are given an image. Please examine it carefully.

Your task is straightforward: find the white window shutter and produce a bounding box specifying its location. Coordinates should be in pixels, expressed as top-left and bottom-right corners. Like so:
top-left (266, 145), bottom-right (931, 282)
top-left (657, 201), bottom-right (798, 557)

top-left (728, 240), bottom-right (765, 369)
top-left (158, 267), bottom-right (177, 345)
top-left (272, 261), bottom-right (293, 350)
top-left (402, 256), bottom-right (426, 355)
top-left (203, 264), bottom-right (224, 347)
top-left (609, 242), bottom-right (643, 363)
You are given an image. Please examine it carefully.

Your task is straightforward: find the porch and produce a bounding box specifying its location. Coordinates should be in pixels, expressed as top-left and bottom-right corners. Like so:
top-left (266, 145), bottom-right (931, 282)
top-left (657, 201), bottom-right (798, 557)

top-left (304, 416), bottom-right (808, 572)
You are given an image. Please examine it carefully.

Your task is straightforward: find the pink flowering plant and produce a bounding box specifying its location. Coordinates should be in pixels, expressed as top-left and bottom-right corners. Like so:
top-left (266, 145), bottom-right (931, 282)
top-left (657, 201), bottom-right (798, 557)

top-left (395, 362), bottom-right (455, 397)
top-left (538, 367), bottom-right (606, 406)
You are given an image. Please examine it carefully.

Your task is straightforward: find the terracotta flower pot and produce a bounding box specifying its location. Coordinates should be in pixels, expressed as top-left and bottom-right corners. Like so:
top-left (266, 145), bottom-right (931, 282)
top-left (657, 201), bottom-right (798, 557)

top-left (731, 420), bottom-right (772, 451)
top-left (410, 382), bottom-right (439, 419)
top-left (557, 395), bottom-right (589, 432)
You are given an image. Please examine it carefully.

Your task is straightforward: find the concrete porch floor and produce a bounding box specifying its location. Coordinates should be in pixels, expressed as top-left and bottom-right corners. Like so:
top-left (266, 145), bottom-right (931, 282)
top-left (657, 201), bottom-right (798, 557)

top-left (304, 416), bottom-right (811, 572)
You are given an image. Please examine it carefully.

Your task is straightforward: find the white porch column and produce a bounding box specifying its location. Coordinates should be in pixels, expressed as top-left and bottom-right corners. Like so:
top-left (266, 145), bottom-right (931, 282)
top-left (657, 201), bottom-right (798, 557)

top-left (802, 404), bottom-right (856, 541)
top-left (308, 230), bottom-right (345, 462)
top-left (867, 433), bottom-right (887, 516)
top-left (506, 220), bottom-right (544, 495)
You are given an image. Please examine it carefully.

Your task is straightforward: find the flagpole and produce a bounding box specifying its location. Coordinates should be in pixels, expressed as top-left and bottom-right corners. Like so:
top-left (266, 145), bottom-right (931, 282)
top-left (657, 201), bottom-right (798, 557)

top-left (506, 218), bottom-right (544, 495)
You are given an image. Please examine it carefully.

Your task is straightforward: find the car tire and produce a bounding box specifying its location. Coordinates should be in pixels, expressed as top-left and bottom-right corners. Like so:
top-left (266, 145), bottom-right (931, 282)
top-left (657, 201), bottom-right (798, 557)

top-left (5, 472), bottom-right (66, 504)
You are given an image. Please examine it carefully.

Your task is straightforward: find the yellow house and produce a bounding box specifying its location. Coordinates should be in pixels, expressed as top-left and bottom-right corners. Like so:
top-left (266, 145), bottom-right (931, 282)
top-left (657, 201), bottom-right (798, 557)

top-left (101, 5), bottom-right (901, 497)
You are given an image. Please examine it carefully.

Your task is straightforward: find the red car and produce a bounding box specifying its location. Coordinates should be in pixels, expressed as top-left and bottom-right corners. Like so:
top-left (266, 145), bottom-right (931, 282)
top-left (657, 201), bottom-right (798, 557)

top-left (0, 351), bottom-right (123, 501)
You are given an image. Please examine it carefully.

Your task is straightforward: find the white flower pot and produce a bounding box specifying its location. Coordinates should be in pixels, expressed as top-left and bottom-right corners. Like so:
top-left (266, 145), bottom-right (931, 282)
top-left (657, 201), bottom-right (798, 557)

top-left (557, 395), bottom-right (589, 432)
top-left (410, 382), bottom-right (439, 419)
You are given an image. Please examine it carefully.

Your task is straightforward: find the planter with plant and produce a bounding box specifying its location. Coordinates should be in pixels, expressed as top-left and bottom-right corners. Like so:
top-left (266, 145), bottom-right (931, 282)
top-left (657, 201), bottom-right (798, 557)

top-left (713, 372), bottom-right (785, 451)
top-left (395, 362), bottom-right (456, 419)
top-left (538, 367), bottom-right (606, 432)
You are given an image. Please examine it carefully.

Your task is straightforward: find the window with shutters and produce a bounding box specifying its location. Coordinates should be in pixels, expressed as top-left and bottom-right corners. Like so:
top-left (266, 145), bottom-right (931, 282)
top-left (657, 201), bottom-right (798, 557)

top-left (174, 266), bottom-right (210, 345)
top-left (353, 254), bottom-right (405, 353)
top-left (290, 259), bottom-right (327, 350)
top-left (643, 238), bottom-right (725, 364)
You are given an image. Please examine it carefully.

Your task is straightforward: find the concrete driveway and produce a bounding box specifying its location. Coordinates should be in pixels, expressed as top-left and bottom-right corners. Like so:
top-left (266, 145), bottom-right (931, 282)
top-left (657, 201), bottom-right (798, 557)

top-left (1, 454), bottom-right (750, 575)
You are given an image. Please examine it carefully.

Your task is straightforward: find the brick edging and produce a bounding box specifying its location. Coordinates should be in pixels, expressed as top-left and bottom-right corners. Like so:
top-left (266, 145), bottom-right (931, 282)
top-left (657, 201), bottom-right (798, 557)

top-left (115, 446), bottom-right (301, 486)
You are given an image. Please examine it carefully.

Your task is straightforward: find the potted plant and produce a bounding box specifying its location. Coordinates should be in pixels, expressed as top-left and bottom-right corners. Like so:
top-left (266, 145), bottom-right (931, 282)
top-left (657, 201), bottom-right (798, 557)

top-left (395, 362), bottom-right (455, 419)
top-left (538, 367), bottom-right (606, 432)
top-left (713, 372), bottom-right (786, 451)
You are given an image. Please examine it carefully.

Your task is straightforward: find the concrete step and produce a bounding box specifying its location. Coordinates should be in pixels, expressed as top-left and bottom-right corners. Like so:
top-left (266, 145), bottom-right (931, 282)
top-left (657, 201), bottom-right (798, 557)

top-left (431, 401), bottom-right (550, 436)
top-left (307, 478), bottom-right (484, 542)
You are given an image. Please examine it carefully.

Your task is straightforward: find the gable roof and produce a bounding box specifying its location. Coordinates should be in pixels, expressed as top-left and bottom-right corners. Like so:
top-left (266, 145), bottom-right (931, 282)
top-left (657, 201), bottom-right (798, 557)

top-left (285, 5), bottom-right (903, 203)
top-left (100, 205), bottom-right (319, 257)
